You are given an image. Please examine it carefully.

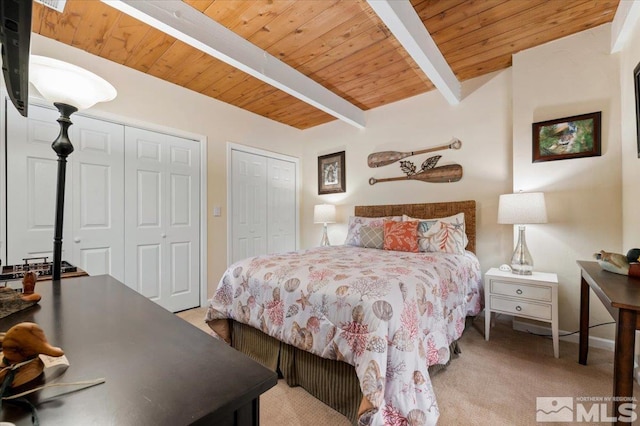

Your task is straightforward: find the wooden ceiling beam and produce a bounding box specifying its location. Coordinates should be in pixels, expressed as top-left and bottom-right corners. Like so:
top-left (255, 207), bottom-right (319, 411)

top-left (366, 0), bottom-right (461, 105)
top-left (101, 0), bottom-right (366, 128)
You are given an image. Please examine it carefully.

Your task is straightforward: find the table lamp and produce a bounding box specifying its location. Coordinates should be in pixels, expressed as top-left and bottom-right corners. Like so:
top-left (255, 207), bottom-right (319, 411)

top-left (29, 55), bottom-right (117, 280)
top-left (498, 192), bottom-right (547, 275)
top-left (314, 204), bottom-right (336, 246)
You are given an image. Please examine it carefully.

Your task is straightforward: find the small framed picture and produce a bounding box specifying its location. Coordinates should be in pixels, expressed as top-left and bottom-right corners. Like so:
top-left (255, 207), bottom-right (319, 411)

top-left (318, 151), bottom-right (345, 194)
top-left (634, 61), bottom-right (640, 158)
top-left (532, 112), bottom-right (601, 162)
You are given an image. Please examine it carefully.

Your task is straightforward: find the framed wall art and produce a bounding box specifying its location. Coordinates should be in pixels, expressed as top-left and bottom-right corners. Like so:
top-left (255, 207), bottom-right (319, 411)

top-left (532, 111), bottom-right (601, 162)
top-left (318, 151), bottom-right (345, 194)
top-left (634, 61), bottom-right (640, 157)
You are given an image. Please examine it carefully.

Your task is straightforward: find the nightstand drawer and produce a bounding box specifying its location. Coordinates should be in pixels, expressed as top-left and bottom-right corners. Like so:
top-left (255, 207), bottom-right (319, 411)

top-left (490, 280), bottom-right (551, 302)
top-left (490, 296), bottom-right (552, 321)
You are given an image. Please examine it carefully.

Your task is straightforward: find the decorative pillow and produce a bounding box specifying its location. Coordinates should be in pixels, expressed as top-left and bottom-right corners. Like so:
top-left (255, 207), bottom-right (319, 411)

top-left (360, 226), bottom-right (384, 249)
top-left (344, 216), bottom-right (401, 246)
top-left (383, 220), bottom-right (419, 252)
top-left (403, 213), bottom-right (467, 254)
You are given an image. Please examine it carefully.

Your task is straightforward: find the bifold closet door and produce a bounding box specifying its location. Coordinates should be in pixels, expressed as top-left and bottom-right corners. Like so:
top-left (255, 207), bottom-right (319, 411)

top-left (230, 149), bottom-right (297, 264)
top-left (70, 114), bottom-right (125, 281)
top-left (6, 104), bottom-right (125, 281)
top-left (124, 127), bottom-right (200, 312)
top-left (230, 150), bottom-right (267, 264)
top-left (267, 157), bottom-right (296, 255)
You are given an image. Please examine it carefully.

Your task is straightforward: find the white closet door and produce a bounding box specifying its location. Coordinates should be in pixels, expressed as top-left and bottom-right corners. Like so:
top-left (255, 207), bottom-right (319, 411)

top-left (267, 157), bottom-right (296, 254)
top-left (6, 104), bottom-right (73, 265)
top-left (71, 114), bottom-right (125, 281)
top-left (231, 150), bottom-right (267, 264)
top-left (6, 104), bottom-right (125, 276)
top-left (124, 127), bottom-right (200, 312)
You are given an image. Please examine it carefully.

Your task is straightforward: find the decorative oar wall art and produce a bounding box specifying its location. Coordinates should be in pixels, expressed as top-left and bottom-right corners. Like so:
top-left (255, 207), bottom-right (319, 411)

top-left (368, 138), bottom-right (463, 185)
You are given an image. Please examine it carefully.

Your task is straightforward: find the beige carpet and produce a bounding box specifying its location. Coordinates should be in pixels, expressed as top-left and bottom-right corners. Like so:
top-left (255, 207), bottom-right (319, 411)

top-left (177, 308), bottom-right (638, 425)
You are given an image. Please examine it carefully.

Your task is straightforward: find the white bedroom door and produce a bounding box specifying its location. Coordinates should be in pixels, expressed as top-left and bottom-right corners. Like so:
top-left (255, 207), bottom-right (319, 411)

top-left (6, 104), bottom-right (124, 280)
top-left (124, 127), bottom-right (200, 312)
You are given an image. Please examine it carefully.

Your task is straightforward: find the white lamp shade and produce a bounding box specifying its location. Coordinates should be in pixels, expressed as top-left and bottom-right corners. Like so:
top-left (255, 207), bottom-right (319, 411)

top-left (29, 55), bottom-right (117, 110)
top-left (498, 192), bottom-right (548, 224)
top-left (314, 204), bottom-right (336, 224)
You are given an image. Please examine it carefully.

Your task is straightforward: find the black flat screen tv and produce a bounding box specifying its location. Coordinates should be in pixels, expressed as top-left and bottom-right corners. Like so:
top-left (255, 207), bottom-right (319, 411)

top-left (0, 0), bottom-right (32, 117)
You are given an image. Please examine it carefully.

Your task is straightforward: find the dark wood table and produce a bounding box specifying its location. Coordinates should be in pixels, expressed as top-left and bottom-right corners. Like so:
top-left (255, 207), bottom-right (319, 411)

top-left (578, 260), bottom-right (640, 424)
top-left (0, 275), bottom-right (277, 425)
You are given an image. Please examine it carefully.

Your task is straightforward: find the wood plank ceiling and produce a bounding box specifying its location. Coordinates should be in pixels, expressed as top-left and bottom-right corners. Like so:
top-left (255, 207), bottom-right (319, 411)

top-left (31, 0), bottom-right (619, 130)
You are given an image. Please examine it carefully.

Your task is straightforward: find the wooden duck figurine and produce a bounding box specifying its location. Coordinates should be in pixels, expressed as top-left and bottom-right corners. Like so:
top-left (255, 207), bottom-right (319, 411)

top-left (594, 250), bottom-right (630, 275)
top-left (0, 322), bottom-right (64, 387)
top-left (0, 272), bottom-right (41, 320)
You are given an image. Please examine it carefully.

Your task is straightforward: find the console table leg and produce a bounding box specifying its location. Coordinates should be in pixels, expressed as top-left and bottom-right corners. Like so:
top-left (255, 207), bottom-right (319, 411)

top-left (614, 308), bottom-right (636, 423)
top-left (579, 276), bottom-right (589, 365)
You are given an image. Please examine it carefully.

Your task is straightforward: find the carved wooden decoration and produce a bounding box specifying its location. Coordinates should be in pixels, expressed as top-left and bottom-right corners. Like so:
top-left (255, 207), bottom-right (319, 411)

top-left (367, 138), bottom-right (461, 168)
top-left (369, 140), bottom-right (463, 184)
top-left (0, 322), bottom-right (64, 387)
top-left (369, 164), bottom-right (462, 185)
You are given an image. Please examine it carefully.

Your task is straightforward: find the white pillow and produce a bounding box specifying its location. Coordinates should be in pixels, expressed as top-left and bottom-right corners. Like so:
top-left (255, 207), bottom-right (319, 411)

top-left (403, 213), bottom-right (467, 254)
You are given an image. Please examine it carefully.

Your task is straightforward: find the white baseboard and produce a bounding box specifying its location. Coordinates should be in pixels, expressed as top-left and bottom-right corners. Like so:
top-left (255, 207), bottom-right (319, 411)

top-left (511, 318), bottom-right (615, 352)
top-left (510, 318), bottom-right (640, 384)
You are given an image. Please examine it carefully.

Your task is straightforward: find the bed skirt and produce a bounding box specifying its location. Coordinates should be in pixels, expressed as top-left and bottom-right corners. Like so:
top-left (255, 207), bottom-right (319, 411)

top-left (212, 319), bottom-right (465, 425)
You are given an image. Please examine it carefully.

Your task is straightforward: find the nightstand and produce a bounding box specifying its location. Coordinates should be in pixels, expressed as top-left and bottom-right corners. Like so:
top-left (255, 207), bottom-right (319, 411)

top-left (484, 268), bottom-right (559, 358)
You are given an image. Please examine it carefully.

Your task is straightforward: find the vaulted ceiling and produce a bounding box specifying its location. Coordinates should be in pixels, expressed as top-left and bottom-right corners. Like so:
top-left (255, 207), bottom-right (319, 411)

top-left (32, 0), bottom-right (620, 130)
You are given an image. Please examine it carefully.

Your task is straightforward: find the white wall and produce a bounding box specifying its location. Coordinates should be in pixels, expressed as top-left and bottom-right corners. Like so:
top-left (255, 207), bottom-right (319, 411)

top-left (28, 34), bottom-right (303, 298)
top-left (512, 24), bottom-right (621, 339)
top-left (297, 70), bottom-right (513, 275)
top-left (621, 18), bottom-right (640, 252)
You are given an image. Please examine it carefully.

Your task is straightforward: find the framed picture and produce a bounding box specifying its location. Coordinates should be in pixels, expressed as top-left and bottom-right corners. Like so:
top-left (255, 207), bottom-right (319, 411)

top-left (634, 61), bottom-right (640, 158)
top-left (318, 151), bottom-right (345, 194)
top-left (532, 112), bottom-right (601, 162)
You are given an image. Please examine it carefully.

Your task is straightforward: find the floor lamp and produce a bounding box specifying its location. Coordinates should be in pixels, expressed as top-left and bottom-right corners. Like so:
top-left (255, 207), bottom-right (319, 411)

top-left (29, 56), bottom-right (117, 280)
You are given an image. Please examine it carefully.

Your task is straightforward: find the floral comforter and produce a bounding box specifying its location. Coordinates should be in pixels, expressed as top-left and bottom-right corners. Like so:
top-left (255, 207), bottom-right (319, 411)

top-left (206, 246), bottom-right (483, 426)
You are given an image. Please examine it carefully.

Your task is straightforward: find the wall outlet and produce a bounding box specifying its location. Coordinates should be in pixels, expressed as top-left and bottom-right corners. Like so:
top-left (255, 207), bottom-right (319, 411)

top-left (213, 207), bottom-right (221, 217)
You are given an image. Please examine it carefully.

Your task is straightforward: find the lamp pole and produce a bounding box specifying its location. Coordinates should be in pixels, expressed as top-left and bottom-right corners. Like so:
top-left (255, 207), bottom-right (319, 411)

top-left (51, 102), bottom-right (77, 281)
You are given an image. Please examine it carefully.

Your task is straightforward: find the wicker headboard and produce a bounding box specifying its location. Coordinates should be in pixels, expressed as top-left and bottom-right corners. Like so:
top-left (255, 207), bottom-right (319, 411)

top-left (354, 200), bottom-right (476, 253)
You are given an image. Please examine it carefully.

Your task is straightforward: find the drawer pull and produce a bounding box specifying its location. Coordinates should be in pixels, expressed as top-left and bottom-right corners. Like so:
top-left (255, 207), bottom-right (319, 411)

top-left (516, 306), bottom-right (522, 312)
top-left (516, 289), bottom-right (523, 295)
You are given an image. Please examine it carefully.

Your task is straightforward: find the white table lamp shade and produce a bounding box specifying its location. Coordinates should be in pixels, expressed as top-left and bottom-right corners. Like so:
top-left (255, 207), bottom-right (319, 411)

top-left (314, 204), bottom-right (336, 224)
top-left (498, 192), bottom-right (547, 224)
top-left (498, 192), bottom-right (547, 275)
top-left (29, 55), bottom-right (117, 110)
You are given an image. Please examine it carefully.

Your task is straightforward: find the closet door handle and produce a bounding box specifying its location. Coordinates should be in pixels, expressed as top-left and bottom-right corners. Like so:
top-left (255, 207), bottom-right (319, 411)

top-left (74, 237), bottom-right (81, 243)
top-left (161, 233), bottom-right (167, 238)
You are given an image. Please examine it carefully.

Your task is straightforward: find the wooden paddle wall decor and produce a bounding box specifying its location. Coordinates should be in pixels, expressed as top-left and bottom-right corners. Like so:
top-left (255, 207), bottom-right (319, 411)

top-left (367, 138), bottom-right (461, 168)
top-left (368, 139), bottom-right (463, 185)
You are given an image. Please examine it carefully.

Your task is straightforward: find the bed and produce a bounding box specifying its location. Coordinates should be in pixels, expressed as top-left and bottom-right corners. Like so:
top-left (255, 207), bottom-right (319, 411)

top-left (206, 201), bottom-right (483, 425)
